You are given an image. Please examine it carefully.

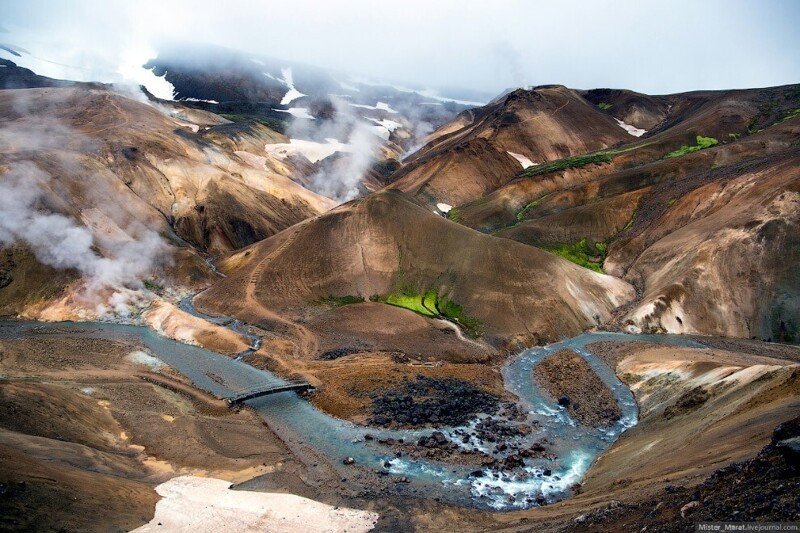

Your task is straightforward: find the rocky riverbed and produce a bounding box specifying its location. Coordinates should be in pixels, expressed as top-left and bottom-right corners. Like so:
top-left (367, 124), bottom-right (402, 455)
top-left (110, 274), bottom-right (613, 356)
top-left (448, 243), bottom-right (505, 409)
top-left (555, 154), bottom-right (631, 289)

top-left (368, 375), bottom-right (502, 428)
top-left (532, 349), bottom-right (622, 427)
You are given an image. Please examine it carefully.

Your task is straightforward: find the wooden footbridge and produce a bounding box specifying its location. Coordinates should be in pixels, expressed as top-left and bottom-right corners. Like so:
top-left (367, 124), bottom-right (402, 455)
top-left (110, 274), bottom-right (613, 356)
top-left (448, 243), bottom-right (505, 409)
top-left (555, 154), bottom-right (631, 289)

top-left (225, 379), bottom-right (314, 406)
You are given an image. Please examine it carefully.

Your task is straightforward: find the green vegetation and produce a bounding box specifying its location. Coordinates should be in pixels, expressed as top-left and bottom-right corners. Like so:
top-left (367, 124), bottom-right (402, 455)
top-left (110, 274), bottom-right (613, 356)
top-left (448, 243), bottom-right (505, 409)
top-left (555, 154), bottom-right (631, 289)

top-left (385, 290), bottom-right (438, 316)
top-left (143, 280), bottom-right (163, 292)
top-left (543, 238), bottom-right (606, 273)
top-left (377, 289), bottom-right (482, 337)
top-left (447, 208), bottom-right (463, 223)
top-left (780, 108), bottom-right (800, 122)
top-left (728, 133), bottom-right (741, 140)
top-left (219, 114), bottom-right (289, 133)
top-left (313, 295), bottom-right (365, 307)
top-left (515, 193), bottom-right (552, 222)
top-left (522, 153), bottom-right (612, 178)
top-left (668, 197), bottom-right (678, 206)
top-left (622, 207), bottom-right (638, 231)
top-left (220, 113), bottom-right (248, 122)
top-left (663, 136), bottom-right (719, 159)
top-left (596, 102), bottom-right (612, 110)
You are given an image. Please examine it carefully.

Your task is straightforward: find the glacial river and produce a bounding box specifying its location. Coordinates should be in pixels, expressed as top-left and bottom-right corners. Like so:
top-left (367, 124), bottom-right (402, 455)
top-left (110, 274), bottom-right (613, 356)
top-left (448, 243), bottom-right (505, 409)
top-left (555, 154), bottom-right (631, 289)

top-left (0, 318), bottom-right (704, 510)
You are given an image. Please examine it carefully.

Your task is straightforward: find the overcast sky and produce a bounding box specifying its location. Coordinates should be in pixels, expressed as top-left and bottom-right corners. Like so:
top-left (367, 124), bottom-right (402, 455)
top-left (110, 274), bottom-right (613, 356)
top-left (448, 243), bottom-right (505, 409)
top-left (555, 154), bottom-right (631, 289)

top-left (2, 0), bottom-right (799, 96)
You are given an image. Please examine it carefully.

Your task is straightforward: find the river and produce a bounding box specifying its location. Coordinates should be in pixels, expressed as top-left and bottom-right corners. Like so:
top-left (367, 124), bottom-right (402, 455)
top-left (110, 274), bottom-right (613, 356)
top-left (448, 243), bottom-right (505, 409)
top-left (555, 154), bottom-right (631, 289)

top-left (0, 318), bottom-right (705, 510)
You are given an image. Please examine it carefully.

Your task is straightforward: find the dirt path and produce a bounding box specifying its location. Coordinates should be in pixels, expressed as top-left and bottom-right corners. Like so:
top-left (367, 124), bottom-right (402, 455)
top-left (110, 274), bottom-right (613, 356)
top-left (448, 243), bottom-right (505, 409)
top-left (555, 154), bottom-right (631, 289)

top-left (243, 228), bottom-right (319, 357)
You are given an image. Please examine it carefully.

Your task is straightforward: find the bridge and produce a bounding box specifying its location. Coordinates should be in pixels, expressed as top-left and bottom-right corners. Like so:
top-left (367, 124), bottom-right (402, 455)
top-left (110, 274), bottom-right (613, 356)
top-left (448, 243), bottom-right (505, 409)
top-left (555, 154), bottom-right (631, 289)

top-left (225, 379), bottom-right (315, 406)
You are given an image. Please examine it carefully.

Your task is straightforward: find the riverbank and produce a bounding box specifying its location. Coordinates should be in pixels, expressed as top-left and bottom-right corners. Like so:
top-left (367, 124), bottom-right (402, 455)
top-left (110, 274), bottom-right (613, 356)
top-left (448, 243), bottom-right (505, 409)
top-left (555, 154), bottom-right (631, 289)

top-left (1, 322), bottom-right (797, 531)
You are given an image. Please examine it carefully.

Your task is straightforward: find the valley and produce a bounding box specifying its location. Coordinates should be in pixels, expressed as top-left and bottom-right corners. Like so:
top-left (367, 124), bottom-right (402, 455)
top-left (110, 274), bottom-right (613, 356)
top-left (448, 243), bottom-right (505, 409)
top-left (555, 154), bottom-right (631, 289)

top-left (0, 33), bottom-right (798, 532)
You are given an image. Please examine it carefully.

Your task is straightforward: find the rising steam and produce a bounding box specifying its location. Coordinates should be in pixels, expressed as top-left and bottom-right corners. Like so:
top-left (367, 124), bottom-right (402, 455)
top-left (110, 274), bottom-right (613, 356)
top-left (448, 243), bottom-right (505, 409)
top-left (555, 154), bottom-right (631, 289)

top-left (0, 160), bottom-right (169, 317)
top-left (288, 97), bottom-right (380, 203)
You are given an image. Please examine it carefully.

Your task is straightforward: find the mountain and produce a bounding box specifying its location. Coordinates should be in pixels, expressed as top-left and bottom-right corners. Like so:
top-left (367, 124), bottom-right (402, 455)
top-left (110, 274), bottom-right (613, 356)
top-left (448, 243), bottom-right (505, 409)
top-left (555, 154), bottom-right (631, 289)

top-left (393, 82), bottom-right (800, 342)
top-left (194, 190), bottom-right (634, 354)
top-left (385, 85), bottom-right (633, 208)
top-left (0, 68), bottom-right (334, 319)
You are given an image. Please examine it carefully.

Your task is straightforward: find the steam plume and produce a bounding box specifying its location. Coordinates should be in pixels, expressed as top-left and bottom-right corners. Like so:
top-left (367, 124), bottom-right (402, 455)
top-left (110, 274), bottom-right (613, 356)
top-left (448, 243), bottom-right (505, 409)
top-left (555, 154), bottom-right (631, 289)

top-left (0, 160), bottom-right (169, 317)
top-left (288, 97), bottom-right (380, 203)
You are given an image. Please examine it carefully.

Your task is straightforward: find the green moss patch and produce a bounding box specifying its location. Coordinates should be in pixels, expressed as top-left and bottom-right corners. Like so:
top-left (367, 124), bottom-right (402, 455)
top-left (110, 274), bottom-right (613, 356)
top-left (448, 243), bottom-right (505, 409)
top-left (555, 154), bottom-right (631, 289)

top-left (377, 289), bottom-right (482, 337)
top-left (663, 136), bottom-right (719, 159)
top-left (313, 295), bottom-right (365, 308)
top-left (544, 238), bottom-right (606, 273)
top-left (522, 153), bottom-right (612, 178)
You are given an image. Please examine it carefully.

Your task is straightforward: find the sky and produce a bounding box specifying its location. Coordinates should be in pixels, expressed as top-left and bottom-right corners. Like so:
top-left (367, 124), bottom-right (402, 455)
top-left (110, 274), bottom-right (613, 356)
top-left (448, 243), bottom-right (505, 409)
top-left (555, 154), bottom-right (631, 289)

top-left (1, 0), bottom-right (799, 96)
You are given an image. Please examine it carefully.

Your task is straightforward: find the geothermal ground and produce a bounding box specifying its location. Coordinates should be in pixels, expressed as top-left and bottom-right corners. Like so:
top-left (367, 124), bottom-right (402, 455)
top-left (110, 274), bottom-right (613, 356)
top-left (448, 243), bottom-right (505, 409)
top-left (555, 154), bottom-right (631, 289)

top-left (0, 51), bottom-right (799, 531)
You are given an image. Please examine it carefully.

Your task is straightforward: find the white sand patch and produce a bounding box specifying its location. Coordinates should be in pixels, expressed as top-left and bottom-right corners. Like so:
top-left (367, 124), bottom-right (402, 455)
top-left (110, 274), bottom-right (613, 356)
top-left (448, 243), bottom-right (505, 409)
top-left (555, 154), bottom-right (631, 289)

top-left (133, 476), bottom-right (379, 533)
top-left (279, 67), bottom-right (307, 105)
top-left (274, 107), bottom-right (315, 120)
top-left (507, 151), bottom-right (536, 169)
top-left (264, 138), bottom-right (351, 163)
top-left (436, 202), bottom-right (453, 213)
top-left (126, 350), bottom-right (163, 370)
top-left (614, 118), bottom-right (647, 137)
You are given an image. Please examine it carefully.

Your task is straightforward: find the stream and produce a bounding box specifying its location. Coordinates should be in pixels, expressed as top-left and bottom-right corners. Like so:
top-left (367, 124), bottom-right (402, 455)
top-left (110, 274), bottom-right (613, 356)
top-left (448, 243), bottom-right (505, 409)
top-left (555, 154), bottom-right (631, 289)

top-left (0, 315), bottom-right (705, 510)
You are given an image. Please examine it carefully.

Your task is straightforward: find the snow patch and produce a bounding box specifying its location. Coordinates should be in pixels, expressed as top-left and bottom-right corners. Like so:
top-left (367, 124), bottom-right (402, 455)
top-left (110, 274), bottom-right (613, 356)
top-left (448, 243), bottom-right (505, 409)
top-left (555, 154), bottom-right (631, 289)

top-left (367, 117), bottom-right (403, 139)
top-left (132, 476), bottom-right (379, 533)
top-left (279, 67), bottom-right (307, 105)
top-left (117, 46), bottom-right (176, 101)
top-left (614, 118), bottom-right (647, 137)
top-left (436, 202), bottom-right (452, 213)
top-left (273, 107), bottom-right (315, 120)
top-left (180, 97), bottom-right (219, 104)
top-left (507, 151), bottom-right (536, 169)
top-left (348, 101), bottom-right (398, 114)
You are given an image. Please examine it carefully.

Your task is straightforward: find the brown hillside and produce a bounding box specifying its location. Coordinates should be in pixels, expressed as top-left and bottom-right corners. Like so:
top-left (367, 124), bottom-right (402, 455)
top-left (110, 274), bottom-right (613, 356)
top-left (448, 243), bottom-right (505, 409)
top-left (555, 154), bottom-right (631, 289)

top-left (194, 190), bottom-right (634, 351)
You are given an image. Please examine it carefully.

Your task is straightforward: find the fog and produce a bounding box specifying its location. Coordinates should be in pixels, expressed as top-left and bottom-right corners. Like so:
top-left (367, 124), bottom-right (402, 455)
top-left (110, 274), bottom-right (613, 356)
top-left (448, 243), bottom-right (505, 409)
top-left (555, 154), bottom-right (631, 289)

top-left (1, 0), bottom-right (798, 95)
